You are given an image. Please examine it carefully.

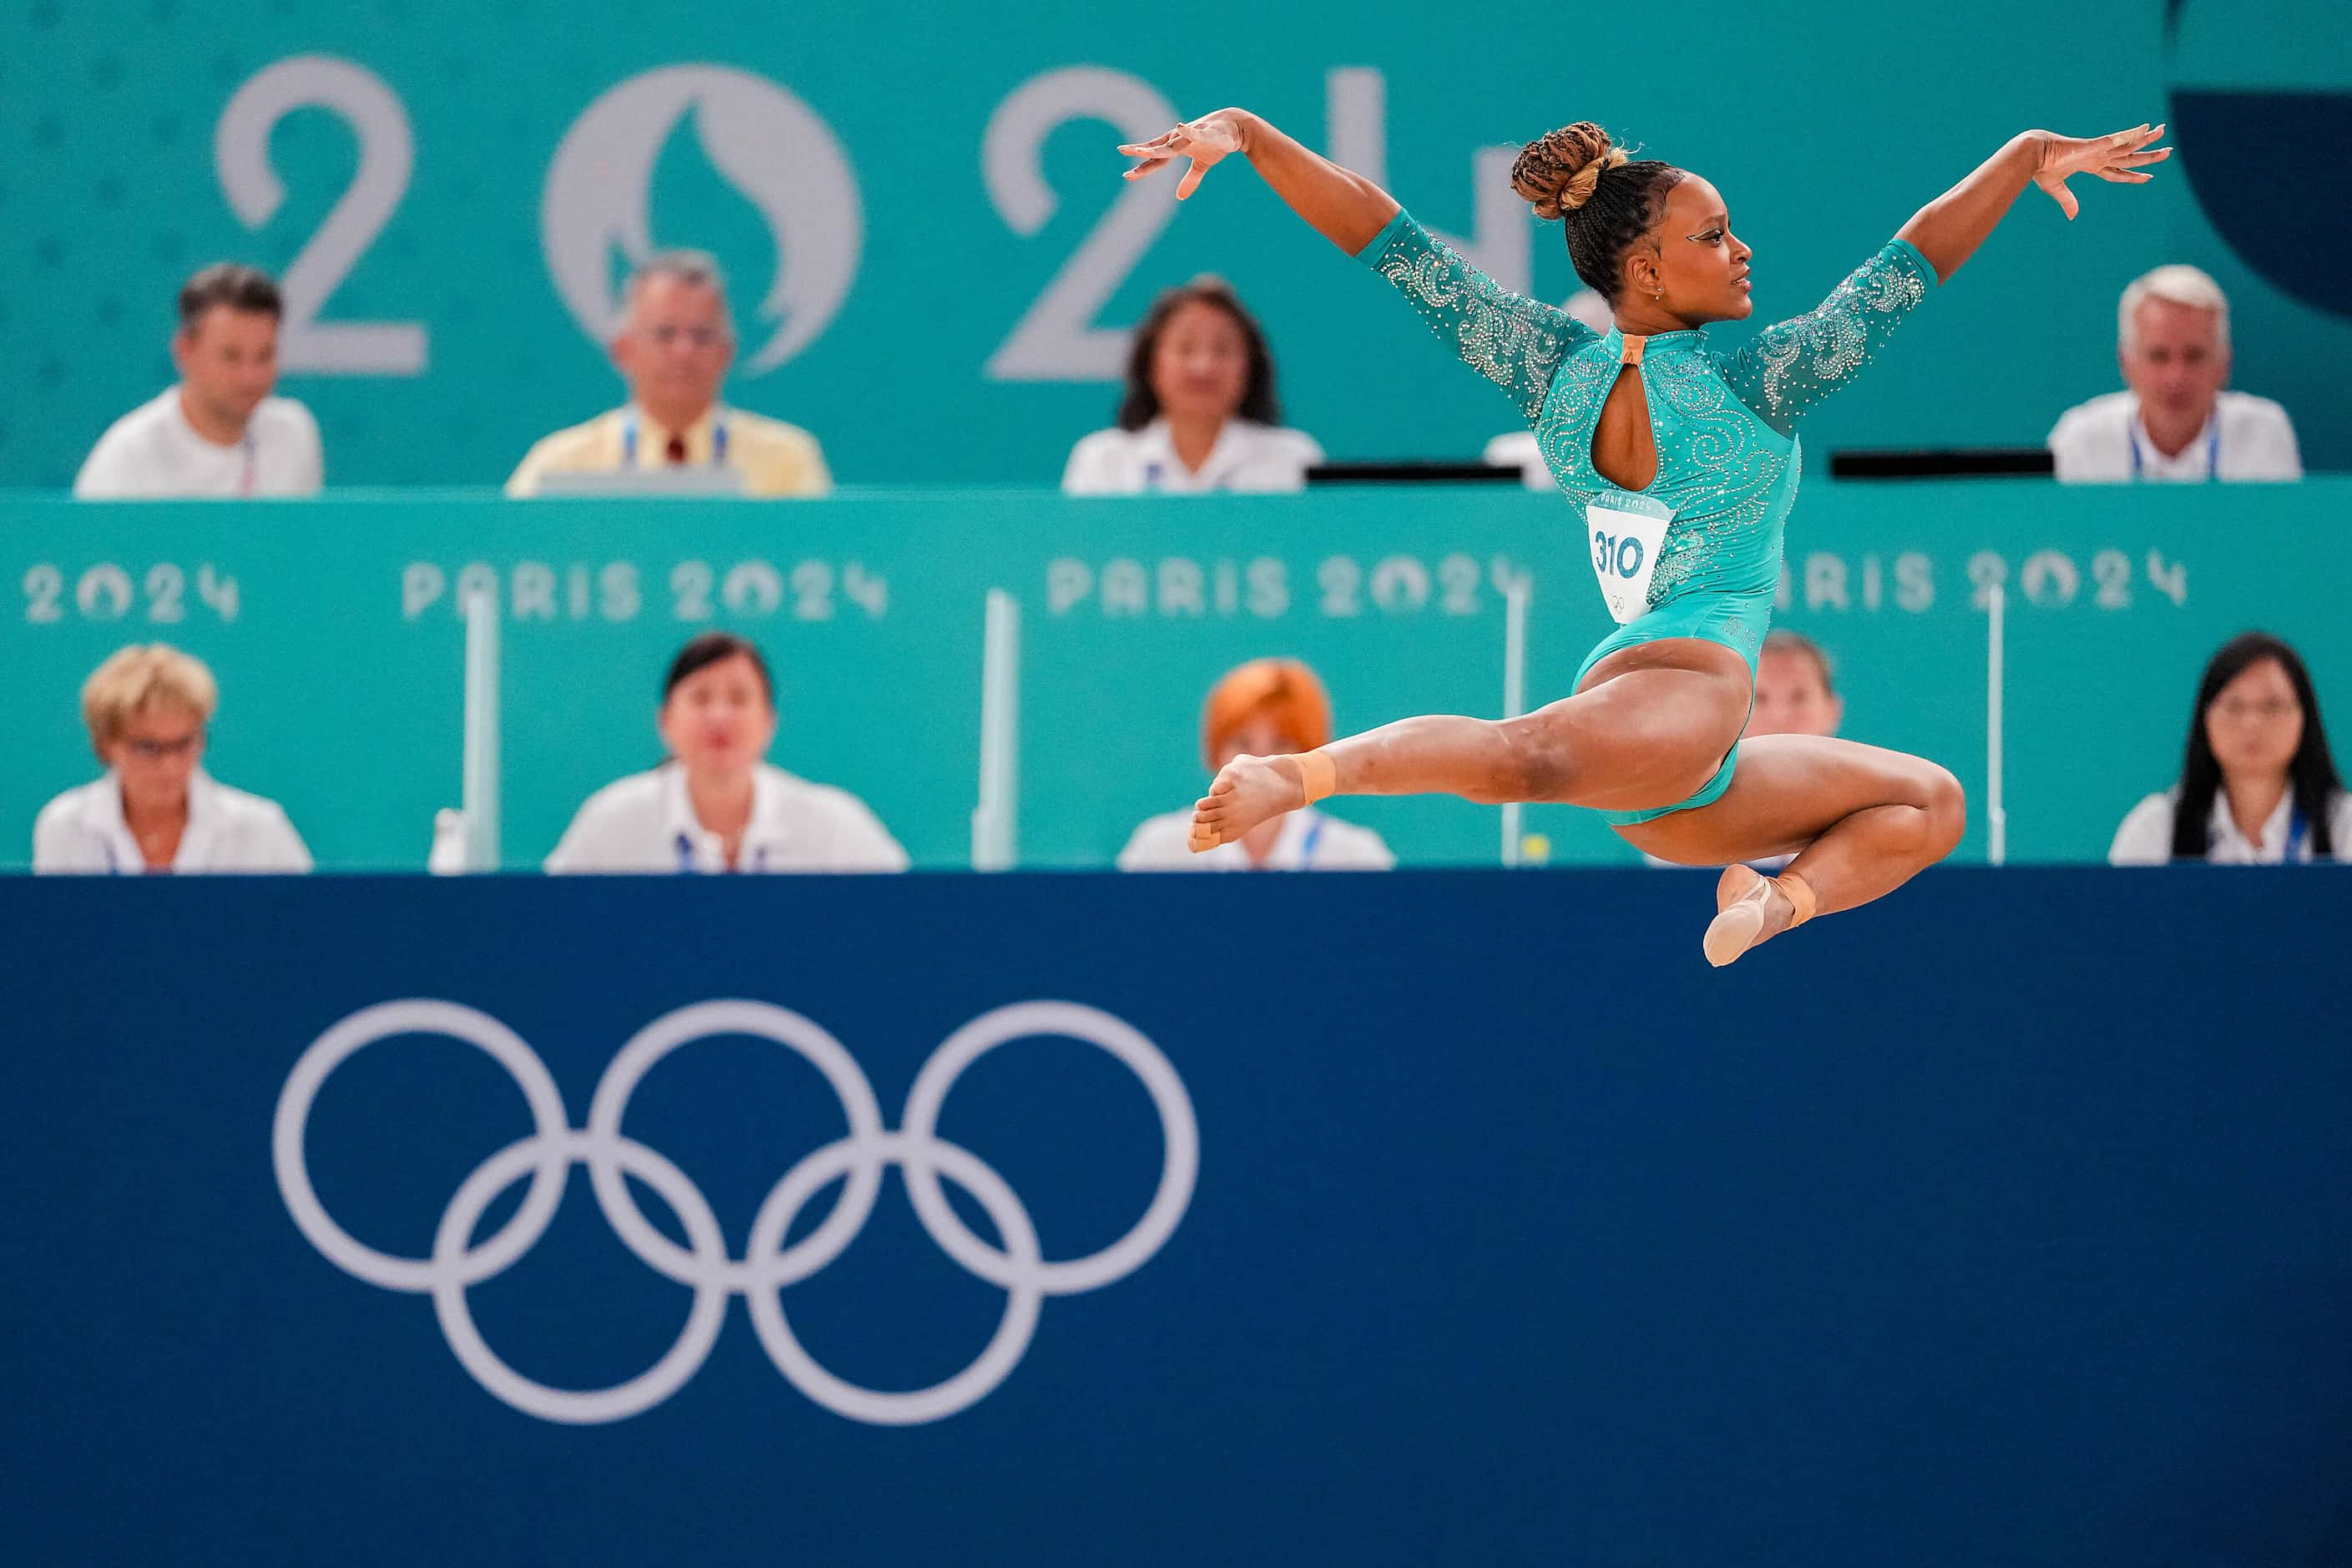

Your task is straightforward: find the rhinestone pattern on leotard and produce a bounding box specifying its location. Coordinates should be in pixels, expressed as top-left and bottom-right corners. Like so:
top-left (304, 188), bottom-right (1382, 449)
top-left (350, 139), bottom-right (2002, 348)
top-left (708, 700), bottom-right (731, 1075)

top-left (1361, 210), bottom-right (1934, 632)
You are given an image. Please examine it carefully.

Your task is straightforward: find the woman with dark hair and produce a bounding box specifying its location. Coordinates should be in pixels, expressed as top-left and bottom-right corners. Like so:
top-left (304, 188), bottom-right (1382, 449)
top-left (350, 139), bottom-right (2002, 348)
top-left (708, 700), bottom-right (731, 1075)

top-left (2110, 632), bottom-right (2349, 864)
top-left (544, 631), bottom-right (906, 873)
top-left (1117, 108), bottom-right (2166, 964)
top-left (1062, 275), bottom-right (1324, 493)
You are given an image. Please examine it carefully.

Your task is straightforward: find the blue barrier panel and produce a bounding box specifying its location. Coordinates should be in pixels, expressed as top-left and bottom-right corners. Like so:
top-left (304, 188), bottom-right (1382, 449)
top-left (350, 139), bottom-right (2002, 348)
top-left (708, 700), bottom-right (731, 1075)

top-left (3, 868), bottom-right (2348, 1565)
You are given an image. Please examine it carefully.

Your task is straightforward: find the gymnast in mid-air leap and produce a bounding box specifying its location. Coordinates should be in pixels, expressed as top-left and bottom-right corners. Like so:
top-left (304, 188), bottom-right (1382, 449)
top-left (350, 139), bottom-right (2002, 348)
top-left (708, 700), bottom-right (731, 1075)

top-left (1120, 109), bottom-right (2168, 964)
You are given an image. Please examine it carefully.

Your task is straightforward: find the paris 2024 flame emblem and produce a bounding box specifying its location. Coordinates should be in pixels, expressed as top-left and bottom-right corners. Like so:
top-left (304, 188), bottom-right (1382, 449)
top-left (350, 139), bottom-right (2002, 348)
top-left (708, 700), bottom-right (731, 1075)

top-left (541, 65), bottom-right (864, 372)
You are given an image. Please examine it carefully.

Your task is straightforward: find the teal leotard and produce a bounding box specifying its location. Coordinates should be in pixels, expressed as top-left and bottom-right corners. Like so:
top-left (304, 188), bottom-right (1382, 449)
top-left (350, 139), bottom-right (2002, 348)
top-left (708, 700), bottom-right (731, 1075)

top-left (1358, 210), bottom-right (1935, 823)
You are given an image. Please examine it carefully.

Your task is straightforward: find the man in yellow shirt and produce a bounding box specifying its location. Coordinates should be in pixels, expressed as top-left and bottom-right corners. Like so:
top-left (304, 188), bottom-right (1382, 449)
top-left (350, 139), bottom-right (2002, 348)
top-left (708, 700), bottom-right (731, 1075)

top-left (506, 251), bottom-right (831, 498)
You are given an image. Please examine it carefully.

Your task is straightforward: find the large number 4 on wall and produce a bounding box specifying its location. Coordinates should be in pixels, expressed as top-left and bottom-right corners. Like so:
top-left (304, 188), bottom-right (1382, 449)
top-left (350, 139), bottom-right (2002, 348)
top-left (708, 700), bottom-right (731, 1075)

top-left (215, 57), bottom-right (428, 377)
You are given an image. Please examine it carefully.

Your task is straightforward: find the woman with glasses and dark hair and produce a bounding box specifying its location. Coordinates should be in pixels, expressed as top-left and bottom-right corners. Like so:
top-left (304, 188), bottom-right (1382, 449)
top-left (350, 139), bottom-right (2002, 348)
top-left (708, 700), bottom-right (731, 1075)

top-left (2110, 632), bottom-right (2348, 864)
top-left (544, 631), bottom-right (906, 873)
top-left (1062, 276), bottom-right (1324, 493)
top-left (33, 643), bottom-right (311, 873)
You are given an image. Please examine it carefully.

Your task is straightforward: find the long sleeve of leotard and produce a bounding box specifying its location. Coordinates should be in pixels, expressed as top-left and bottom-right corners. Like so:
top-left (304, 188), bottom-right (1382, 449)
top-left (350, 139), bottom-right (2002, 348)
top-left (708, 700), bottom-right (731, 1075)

top-left (1716, 239), bottom-right (1937, 438)
top-left (1356, 208), bottom-right (1595, 426)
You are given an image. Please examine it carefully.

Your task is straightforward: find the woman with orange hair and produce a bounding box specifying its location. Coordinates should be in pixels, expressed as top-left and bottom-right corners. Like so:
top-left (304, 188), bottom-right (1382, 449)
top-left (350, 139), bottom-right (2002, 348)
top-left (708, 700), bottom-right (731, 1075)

top-left (1118, 660), bottom-right (1393, 871)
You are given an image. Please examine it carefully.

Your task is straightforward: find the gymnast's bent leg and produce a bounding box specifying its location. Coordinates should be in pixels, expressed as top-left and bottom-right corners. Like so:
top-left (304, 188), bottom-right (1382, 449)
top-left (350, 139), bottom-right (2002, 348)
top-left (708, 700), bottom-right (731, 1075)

top-left (1616, 733), bottom-right (1966, 965)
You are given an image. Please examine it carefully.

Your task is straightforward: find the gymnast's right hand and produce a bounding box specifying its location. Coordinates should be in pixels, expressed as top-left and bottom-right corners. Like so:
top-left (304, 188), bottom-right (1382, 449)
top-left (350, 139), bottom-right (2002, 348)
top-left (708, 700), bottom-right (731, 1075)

top-left (1119, 110), bottom-right (1250, 200)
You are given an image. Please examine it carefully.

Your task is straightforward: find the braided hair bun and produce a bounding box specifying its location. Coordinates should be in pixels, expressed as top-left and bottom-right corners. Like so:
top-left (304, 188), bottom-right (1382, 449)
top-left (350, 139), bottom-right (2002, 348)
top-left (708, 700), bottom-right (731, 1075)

top-left (1510, 123), bottom-right (1630, 221)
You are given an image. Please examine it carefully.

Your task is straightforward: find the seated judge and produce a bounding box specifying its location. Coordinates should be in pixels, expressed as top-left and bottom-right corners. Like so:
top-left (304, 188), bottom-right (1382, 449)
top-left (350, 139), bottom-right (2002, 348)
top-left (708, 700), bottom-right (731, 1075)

top-left (2046, 264), bottom-right (2300, 483)
top-left (544, 632), bottom-right (905, 873)
top-left (1063, 276), bottom-right (1323, 494)
top-left (33, 643), bottom-right (312, 873)
top-left (506, 250), bottom-right (831, 498)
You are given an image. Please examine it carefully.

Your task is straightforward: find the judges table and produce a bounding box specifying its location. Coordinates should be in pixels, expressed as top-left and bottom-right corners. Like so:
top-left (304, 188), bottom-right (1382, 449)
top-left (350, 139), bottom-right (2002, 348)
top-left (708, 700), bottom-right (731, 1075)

top-left (6, 479), bottom-right (2346, 868)
top-left (1, 867), bottom-right (2346, 1566)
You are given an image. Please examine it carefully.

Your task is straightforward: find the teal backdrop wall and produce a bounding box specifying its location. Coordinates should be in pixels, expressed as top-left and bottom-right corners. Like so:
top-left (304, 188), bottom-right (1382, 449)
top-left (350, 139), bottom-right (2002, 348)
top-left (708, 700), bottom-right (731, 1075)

top-left (8, 483), bottom-right (2346, 870)
top-left (0, 0), bottom-right (2344, 488)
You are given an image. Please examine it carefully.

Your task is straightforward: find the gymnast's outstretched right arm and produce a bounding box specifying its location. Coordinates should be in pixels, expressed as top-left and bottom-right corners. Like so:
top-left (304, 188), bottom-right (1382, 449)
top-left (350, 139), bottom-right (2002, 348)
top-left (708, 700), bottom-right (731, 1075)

top-left (1119, 109), bottom-right (1399, 254)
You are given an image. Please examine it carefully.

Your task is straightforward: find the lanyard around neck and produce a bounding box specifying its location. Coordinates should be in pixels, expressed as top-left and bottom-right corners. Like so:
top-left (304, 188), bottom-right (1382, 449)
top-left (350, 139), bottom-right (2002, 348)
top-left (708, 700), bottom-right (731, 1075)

top-left (675, 830), bottom-right (766, 873)
top-left (2127, 417), bottom-right (2220, 482)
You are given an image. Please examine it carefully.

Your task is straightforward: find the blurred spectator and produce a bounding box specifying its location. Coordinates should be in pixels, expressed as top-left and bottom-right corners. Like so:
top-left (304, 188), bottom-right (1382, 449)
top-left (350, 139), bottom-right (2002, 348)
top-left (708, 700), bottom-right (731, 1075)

top-left (1064, 277), bottom-right (1323, 493)
top-left (2047, 266), bottom-right (2300, 483)
top-left (2110, 631), bottom-right (2348, 864)
top-left (33, 644), bottom-right (311, 873)
top-left (507, 251), bottom-right (831, 498)
top-left (1485, 289), bottom-right (1615, 489)
top-left (545, 632), bottom-right (904, 873)
top-left (73, 265), bottom-right (322, 498)
top-left (1118, 659), bottom-right (1393, 871)
top-left (1750, 630), bottom-right (1844, 740)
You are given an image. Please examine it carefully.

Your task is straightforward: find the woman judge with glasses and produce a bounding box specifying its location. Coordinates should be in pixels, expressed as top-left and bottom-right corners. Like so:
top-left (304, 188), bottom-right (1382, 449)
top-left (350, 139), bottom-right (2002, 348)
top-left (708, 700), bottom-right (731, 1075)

top-left (2109, 632), bottom-right (2349, 864)
top-left (33, 643), bottom-right (312, 873)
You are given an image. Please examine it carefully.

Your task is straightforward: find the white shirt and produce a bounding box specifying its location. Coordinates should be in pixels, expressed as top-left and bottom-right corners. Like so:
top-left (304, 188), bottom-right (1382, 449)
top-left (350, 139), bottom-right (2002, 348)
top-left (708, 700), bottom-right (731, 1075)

top-left (1483, 431), bottom-right (1558, 491)
top-left (1115, 807), bottom-right (1394, 872)
top-left (2107, 784), bottom-right (2352, 865)
top-left (1062, 418), bottom-right (1324, 495)
top-left (33, 770), bottom-right (313, 873)
top-left (73, 387), bottom-right (324, 498)
top-left (2046, 390), bottom-right (2301, 483)
top-left (544, 761), bottom-right (908, 873)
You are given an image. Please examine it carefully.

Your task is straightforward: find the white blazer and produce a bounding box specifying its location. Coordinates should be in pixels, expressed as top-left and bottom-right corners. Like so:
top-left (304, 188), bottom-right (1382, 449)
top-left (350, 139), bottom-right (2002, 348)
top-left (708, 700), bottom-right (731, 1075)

top-left (545, 761), bottom-right (908, 873)
top-left (33, 770), bottom-right (312, 873)
top-left (1115, 807), bottom-right (1393, 872)
top-left (2108, 784), bottom-right (2352, 865)
top-left (1062, 418), bottom-right (1324, 495)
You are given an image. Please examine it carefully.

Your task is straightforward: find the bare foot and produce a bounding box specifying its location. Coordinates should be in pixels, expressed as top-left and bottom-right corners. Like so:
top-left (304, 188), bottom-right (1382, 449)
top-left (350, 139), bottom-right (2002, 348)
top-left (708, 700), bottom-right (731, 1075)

top-left (1702, 864), bottom-right (1794, 968)
top-left (1188, 754), bottom-right (1308, 852)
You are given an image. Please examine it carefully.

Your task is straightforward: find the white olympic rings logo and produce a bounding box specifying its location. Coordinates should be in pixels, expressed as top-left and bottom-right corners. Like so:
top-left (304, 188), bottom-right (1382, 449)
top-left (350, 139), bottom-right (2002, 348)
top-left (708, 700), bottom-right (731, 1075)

top-left (272, 998), bottom-right (1197, 1426)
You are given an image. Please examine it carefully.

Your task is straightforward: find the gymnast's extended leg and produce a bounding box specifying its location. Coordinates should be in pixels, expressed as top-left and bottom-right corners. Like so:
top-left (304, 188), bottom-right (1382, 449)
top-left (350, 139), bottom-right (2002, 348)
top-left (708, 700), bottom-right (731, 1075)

top-left (1188, 639), bottom-right (1751, 848)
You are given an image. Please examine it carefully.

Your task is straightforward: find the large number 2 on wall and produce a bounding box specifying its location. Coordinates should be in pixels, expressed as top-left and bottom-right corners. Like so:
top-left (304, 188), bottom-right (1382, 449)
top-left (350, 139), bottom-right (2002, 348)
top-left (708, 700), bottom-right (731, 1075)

top-left (983, 68), bottom-right (1180, 381)
top-left (215, 56), bottom-right (427, 376)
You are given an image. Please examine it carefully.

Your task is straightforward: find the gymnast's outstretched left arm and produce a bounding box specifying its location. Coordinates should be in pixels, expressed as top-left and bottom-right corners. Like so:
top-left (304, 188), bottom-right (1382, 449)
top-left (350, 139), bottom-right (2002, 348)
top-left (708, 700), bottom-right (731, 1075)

top-left (1896, 124), bottom-right (2170, 283)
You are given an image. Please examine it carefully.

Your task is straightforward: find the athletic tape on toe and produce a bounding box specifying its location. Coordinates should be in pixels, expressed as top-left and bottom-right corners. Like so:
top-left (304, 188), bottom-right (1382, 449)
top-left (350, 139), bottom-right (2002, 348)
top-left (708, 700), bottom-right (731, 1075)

top-left (1772, 872), bottom-right (1817, 928)
top-left (1297, 750), bottom-right (1336, 805)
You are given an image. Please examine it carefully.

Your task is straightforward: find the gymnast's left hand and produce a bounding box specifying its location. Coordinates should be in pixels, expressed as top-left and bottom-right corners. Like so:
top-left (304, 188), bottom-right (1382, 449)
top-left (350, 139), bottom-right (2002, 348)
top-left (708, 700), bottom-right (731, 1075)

top-left (1119, 110), bottom-right (1249, 200)
top-left (2028, 123), bottom-right (2171, 220)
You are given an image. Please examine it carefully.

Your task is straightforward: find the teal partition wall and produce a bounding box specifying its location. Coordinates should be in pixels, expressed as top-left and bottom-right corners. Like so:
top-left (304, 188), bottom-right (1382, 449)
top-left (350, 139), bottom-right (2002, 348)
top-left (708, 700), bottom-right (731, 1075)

top-left (0, 0), bottom-right (2344, 488)
top-left (8, 481), bottom-right (2345, 870)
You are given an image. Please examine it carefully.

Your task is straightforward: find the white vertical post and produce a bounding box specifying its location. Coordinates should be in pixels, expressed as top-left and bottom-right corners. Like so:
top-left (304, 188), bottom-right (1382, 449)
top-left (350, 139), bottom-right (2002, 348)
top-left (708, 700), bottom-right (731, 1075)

top-left (1986, 581), bottom-right (2006, 867)
top-left (1500, 574), bottom-right (1530, 867)
top-left (972, 589), bottom-right (1022, 871)
top-left (461, 584), bottom-right (501, 872)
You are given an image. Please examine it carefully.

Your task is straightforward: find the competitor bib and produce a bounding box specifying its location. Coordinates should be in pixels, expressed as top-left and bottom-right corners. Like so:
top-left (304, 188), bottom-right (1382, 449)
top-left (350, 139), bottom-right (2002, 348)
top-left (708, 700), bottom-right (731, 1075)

top-left (1586, 493), bottom-right (1673, 624)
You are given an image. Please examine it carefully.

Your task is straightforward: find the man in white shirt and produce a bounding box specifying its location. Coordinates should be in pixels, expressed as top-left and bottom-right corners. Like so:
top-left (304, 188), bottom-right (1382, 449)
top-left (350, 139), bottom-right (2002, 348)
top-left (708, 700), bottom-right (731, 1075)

top-left (74, 264), bottom-right (323, 498)
top-left (542, 631), bottom-right (902, 873)
top-left (2046, 264), bottom-right (2300, 483)
top-left (544, 762), bottom-right (907, 873)
top-left (507, 251), bottom-right (830, 498)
